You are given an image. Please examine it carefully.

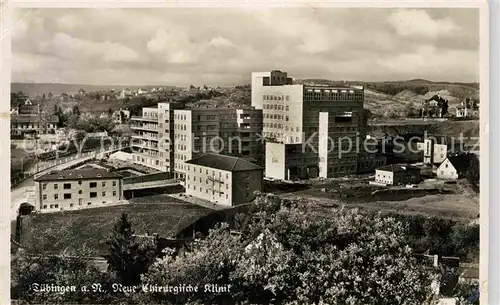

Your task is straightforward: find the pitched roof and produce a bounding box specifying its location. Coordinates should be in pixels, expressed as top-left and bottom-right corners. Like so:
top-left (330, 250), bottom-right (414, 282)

top-left (446, 154), bottom-right (473, 174)
top-left (35, 168), bottom-right (122, 182)
top-left (185, 153), bottom-right (263, 172)
top-left (376, 164), bottom-right (406, 173)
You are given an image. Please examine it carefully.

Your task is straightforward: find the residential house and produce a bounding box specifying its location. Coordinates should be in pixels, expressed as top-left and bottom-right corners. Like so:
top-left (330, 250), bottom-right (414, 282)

top-left (33, 168), bottom-right (124, 212)
top-left (436, 154), bottom-right (473, 180)
top-left (184, 153), bottom-right (264, 207)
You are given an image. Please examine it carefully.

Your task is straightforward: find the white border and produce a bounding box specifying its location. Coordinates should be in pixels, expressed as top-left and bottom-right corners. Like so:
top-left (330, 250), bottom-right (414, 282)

top-left (0, 1), bottom-right (491, 305)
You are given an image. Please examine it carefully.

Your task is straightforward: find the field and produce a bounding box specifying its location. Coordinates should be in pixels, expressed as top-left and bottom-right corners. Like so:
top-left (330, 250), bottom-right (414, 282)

top-left (277, 179), bottom-right (479, 222)
top-left (16, 202), bottom-right (212, 256)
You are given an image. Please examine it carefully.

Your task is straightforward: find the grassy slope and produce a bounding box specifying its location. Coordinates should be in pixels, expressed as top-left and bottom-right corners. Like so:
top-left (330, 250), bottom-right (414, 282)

top-left (18, 203), bottom-right (211, 256)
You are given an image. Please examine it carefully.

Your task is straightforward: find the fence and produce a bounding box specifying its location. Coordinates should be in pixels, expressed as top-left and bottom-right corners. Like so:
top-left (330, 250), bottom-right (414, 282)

top-left (11, 146), bottom-right (129, 188)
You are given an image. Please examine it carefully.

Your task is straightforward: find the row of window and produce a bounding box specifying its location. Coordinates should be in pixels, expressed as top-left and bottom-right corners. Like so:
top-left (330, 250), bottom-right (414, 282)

top-left (264, 113), bottom-right (289, 121)
top-left (42, 201), bottom-right (110, 209)
top-left (42, 191), bottom-right (117, 200)
top-left (42, 181), bottom-right (117, 190)
top-left (263, 95), bottom-right (290, 101)
top-left (263, 103), bottom-right (289, 111)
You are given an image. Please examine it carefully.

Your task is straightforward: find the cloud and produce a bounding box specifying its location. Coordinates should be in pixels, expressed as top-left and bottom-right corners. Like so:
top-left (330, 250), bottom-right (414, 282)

top-left (209, 36), bottom-right (236, 48)
top-left (12, 8), bottom-right (479, 85)
top-left (388, 9), bottom-right (458, 38)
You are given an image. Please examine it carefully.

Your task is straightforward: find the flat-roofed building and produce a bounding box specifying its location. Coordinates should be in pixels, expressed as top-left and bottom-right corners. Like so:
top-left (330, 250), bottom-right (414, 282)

top-left (184, 153), bottom-right (264, 206)
top-left (252, 70), bottom-right (364, 180)
top-left (34, 169), bottom-right (124, 212)
top-left (130, 102), bottom-right (183, 172)
top-left (173, 108), bottom-right (263, 179)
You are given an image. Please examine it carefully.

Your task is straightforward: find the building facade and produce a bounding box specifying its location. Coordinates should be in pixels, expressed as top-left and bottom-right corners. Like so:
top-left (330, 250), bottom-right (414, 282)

top-left (418, 136), bottom-right (463, 165)
top-left (130, 102), bottom-right (183, 172)
top-left (184, 154), bottom-right (264, 206)
top-left (436, 154), bottom-right (472, 180)
top-left (172, 108), bottom-right (263, 179)
top-left (374, 164), bottom-right (421, 186)
top-left (252, 70), bottom-right (364, 180)
top-left (33, 169), bottom-right (123, 212)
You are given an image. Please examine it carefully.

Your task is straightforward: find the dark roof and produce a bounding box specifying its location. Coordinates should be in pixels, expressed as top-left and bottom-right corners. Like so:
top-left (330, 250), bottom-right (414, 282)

top-left (35, 169), bottom-right (122, 182)
top-left (185, 153), bottom-right (263, 172)
top-left (447, 154), bottom-right (473, 174)
top-left (376, 164), bottom-right (406, 173)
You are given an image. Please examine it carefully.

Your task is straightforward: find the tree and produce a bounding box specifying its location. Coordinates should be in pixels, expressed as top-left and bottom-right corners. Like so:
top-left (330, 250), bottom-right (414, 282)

top-left (465, 155), bottom-right (480, 192)
top-left (11, 247), bottom-right (114, 304)
top-left (141, 197), bottom-right (439, 305)
top-left (72, 105), bottom-right (81, 116)
top-left (105, 213), bottom-right (157, 286)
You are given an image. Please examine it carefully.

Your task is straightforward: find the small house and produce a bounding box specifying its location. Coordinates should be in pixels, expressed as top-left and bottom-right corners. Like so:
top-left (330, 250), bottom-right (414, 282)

top-left (437, 154), bottom-right (473, 180)
top-left (374, 164), bottom-right (421, 186)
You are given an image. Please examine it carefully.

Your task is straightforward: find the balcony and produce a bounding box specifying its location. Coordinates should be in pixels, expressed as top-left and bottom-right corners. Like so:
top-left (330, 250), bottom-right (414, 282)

top-left (131, 124), bottom-right (159, 132)
top-left (132, 134), bottom-right (159, 141)
top-left (131, 143), bottom-right (160, 151)
top-left (131, 116), bottom-right (158, 122)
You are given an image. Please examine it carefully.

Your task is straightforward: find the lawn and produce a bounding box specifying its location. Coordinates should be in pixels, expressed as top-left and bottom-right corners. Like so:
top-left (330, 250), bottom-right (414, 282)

top-left (17, 202), bottom-right (212, 256)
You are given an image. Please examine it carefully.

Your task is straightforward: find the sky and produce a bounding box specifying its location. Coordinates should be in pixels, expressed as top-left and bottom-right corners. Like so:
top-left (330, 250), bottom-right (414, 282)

top-left (11, 7), bottom-right (480, 86)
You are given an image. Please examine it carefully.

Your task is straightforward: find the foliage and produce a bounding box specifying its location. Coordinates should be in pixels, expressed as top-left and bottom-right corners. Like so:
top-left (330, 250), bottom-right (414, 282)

top-left (465, 155), bottom-right (480, 193)
top-left (105, 213), bottom-right (158, 286)
top-left (396, 214), bottom-right (479, 260)
top-left (141, 196), bottom-right (439, 305)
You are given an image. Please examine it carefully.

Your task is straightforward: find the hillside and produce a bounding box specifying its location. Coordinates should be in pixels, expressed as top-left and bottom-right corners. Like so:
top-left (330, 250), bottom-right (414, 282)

top-left (12, 79), bottom-right (479, 119)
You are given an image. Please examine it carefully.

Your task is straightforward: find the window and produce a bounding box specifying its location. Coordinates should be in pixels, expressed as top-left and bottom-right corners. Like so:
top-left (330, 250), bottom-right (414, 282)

top-left (64, 193), bottom-right (71, 199)
top-left (102, 191), bottom-right (106, 197)
top-left (113, 191), bottom-right (117, 196)
top-left (441, 171), bottom-right (444, 175)
top-left (78, 190), bottom-right (82, 194)
top-left (54, 204), bottom-right (59, 208)
top-left (42, 184), bottom-right (47, 190)
top-left (54, 184), bottom-right (58, 190)
top-left (90, 182), bottom-right (97, 188)
top-left (50, 205), bottom-right (54, 209)
top-left (70, 203), bottom-right (74, 207)
top-left (445, 164), bottom-right (448, 168)
top-left (102, 182), bottom-right (106, 187)
top-left (90, 192), bottom-right (97, 198)
top-left (63, 183), bottom-right (71, 189)
top-left (43, 205), bottom-right (47, 209)
top-left (226, 194), bottom-right (228, 199)
top-left (54, 194), bottom-right (58, 200)
top-left (88, 202), bottom-right (92, 205)
top-left (42, 194), bottom-right (47, 200)
top-left (113, 181), bottom-right (117, 187)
